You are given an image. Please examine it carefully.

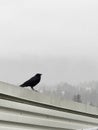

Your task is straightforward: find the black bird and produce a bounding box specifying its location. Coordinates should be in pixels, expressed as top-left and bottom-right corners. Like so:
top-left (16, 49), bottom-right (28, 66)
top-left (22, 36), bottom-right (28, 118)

top-left (20, 73), bottom-right (42, 91)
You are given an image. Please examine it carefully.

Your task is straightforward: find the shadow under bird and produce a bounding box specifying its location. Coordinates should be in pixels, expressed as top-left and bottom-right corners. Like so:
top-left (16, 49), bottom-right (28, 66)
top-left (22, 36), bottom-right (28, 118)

top-left (20, 73), bottom-right (42, 91)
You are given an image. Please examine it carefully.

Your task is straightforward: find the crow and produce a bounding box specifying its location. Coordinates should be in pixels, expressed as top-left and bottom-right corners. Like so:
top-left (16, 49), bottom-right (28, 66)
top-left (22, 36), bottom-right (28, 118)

top-left (20, 73), bottom-right (42, 91)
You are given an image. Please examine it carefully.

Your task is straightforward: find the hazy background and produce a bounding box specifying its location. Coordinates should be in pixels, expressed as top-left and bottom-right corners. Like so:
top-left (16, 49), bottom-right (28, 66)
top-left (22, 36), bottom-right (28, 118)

top-left (0, 0), bottom-right (98, 88)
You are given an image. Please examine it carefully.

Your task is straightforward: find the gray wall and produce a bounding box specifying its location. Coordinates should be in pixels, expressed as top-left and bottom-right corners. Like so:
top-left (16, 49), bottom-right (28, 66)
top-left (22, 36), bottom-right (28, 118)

top-left (0, 82), bottom-right (98, 130)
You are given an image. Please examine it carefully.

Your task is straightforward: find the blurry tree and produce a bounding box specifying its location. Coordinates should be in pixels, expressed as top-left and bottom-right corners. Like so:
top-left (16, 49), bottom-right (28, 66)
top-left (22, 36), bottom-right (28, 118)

top-left (73, 94), bottom-right (82, 103)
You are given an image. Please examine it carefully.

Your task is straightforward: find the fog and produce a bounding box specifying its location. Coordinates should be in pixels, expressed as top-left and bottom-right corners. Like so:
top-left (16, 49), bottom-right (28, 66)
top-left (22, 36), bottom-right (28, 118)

top-left (0, 0), bottom-right (98, 87)
top-left (0, 55), bottom-right (98, 87)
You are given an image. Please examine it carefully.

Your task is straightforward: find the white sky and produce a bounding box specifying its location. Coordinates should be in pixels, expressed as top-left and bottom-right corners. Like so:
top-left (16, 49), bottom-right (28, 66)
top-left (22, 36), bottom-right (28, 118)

top-left (0, 0), bottom-right (98, 86)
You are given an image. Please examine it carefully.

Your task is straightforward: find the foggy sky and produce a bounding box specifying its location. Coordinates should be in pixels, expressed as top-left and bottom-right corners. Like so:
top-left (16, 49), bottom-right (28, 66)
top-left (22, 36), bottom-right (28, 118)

top-left (0, 0), bottom-right (98, 86)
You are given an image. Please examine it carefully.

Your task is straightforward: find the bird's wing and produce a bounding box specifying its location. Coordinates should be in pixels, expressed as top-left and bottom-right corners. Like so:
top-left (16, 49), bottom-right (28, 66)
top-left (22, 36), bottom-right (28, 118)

top-left (20, 79), bottom-right (31, 87)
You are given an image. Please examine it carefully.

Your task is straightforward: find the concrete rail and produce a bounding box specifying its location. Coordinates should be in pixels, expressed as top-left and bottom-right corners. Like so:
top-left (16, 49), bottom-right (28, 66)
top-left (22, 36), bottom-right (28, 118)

top-left (0, 81), bottom-right (98, 130)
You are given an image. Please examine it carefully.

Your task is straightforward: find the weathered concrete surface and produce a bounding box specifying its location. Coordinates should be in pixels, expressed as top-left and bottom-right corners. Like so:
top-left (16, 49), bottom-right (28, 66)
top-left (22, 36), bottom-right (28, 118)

top-left (0, 81), bottom-right (98, 130)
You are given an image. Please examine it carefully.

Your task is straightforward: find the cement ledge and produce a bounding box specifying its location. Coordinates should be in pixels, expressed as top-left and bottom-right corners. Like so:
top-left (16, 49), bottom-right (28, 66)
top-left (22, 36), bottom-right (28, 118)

top-left (0, 81), bottom-right (98, 117)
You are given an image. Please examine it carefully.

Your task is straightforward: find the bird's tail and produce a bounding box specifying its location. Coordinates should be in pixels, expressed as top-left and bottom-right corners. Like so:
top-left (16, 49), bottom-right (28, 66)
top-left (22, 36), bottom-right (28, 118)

top-left (20, 84), bottom-right (26, 87)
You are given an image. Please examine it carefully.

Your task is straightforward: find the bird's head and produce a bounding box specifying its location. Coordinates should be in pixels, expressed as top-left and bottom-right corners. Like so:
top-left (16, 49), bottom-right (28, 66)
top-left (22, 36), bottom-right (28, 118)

top-left (36, 73), bottom-right (42, 77)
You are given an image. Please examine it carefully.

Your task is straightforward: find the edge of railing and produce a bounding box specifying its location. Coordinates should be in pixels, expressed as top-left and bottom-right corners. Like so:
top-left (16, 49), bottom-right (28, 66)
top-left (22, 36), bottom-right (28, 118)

top-left (0, 81), bottom-right (98, 118)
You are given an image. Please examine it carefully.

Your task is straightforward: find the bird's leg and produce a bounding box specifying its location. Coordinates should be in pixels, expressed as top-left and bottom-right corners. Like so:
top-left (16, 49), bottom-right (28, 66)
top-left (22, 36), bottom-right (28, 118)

top-left (31, 87), bottom-right (34, 91)
top-left (34, 89), bottom-right (38, 92)
top-left (31, 87), bottom-right (38, 92)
